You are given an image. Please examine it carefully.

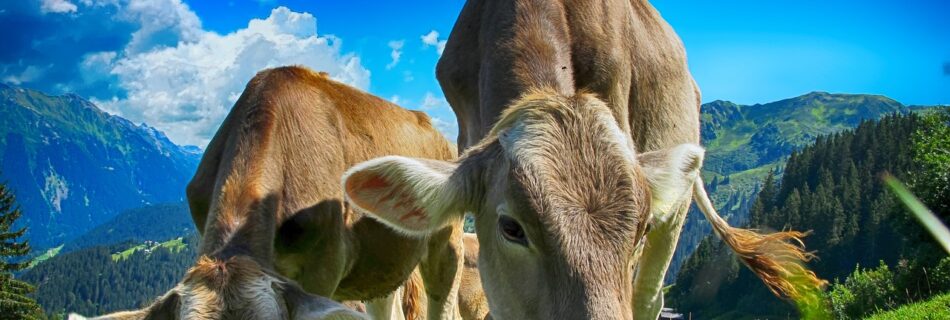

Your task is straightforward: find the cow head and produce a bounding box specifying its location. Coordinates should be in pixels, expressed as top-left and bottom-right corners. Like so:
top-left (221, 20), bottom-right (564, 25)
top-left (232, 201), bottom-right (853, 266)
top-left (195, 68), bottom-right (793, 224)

top-left (69, 255), bottom-right (365, 320)
top-left (342, 90), bottom-right (703, 319)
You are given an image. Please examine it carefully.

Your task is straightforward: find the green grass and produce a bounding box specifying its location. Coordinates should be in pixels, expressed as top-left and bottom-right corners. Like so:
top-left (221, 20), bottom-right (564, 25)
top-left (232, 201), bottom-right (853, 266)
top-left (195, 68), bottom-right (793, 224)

top-left (111, 244), bottom-right (147, 261)
top-left (810, 103), bottom-right (829, 124)
top-left (865, 293), bottom-right (950, 320)
top-left (159, 237), bottom-right (187, 252)
top-left (29, 245), bottom-right (63, 268)
top-left (111, 237), bottom-right (186, 262)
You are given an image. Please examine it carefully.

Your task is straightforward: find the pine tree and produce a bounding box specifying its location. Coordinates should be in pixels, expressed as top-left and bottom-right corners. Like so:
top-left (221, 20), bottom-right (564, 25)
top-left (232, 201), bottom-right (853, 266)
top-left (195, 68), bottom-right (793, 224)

top-left (784, 188), bottom-right (802, 228)
top-left (750, 170), bottom-right (777, 228)
top-left (0, 180), bottom-right (44, 320)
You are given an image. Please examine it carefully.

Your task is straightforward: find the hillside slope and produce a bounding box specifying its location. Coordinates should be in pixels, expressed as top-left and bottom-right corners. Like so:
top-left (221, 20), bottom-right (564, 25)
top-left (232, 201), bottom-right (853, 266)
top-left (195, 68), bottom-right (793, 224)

top-left (62, 202), bottom-right (196, 253)
top-left (0, 84), bottom-right (200, 249)
top-left (21, 236), bottom-right (198, 317)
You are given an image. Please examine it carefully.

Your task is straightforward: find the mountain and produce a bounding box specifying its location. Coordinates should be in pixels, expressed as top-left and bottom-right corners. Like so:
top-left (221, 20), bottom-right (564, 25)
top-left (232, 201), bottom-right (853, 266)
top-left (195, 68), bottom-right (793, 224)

top-left (0, 84), bottom-right (201, 249)
top-left (701, 92), bottom-right (907, 174)
top-left (666, 92), bottom-right (909, 283)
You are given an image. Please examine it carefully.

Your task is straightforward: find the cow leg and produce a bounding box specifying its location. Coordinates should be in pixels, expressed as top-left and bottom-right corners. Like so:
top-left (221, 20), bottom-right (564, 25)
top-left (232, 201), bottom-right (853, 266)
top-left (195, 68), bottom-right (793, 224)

top-left (420, 223), bottom-right (464, 320)
top-left (632, 198), bottom-right (692, 320)
top-left (366, 288), bottom-right (406, 320)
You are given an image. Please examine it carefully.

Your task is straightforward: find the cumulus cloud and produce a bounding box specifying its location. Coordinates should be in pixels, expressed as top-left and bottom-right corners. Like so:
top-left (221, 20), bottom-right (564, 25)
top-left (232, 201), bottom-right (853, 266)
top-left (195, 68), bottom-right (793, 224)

top-left (386, 93), bottom-right (456, 140)
top-left (112, 0), bottom-right (203, 54)
top-left (41, 0), bottom-right (78, 13)
top-left (0, 0), bottom-right (209, 99)
top-left (389, 95), bottom-right (403, 105)
top-left (403, 92), bottom-right (457, 141)
top-left (430, 117), bottom-right (458, 142)
top-left (2, 65), bottom-right (50, 85)
top-left (96, 6), bottom-right (371, 146)
top-left (419, 91), bottom-right (448, 111)
top-left (79, 51), bottom-right (117, 81)
top-left (386, 92), bottom-right (457, 141)
top-left (421, 30), bottom-right (447, 55)
top-left (386, 40), bottom-right (404, 70)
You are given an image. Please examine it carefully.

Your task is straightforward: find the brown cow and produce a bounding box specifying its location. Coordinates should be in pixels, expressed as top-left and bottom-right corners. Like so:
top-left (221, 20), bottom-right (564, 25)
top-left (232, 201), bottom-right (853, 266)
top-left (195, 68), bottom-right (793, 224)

top-left (72, 66), bottom-right (464, 320)
top-left (456, 234), bottom-right (488, 320)
top-left (343, 0), bottom-right (823, 319)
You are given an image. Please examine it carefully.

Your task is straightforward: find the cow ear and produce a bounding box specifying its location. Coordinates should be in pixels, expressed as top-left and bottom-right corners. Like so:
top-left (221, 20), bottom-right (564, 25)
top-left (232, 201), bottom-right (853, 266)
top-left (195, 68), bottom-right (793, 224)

top-left (278, 281), bottom-right (368, 320)
top-left (343, 156), bottom-right (465, 235)
top-left (69, 290), bottom-right (180, 320)
top-left (639, 144), bottom-right (704, 220)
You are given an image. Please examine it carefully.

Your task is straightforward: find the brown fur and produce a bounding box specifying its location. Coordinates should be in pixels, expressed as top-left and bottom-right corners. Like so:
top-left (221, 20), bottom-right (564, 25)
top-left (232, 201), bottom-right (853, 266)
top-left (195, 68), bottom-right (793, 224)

top-left (402, 270), bottom-right (426, 320)
top-left (437, 0), bottom-right (824, 318)
top-left (78, 66), bottom-right (462, 320)
top-left (457, 234), bottom-right (489, 320)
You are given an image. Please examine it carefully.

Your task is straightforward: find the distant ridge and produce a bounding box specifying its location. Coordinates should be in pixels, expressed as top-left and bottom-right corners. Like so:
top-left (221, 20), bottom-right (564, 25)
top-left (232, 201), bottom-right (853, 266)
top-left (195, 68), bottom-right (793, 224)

top-left (669, 91), bottom-right (910, 283)
top-left (0, 84), bottom-right (201, 249)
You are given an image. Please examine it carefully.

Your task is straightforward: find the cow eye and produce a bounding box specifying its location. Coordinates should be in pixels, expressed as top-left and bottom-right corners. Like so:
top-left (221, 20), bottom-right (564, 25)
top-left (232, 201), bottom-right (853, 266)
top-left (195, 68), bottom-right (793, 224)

top-left (498, 215), bottom-right (527, 246)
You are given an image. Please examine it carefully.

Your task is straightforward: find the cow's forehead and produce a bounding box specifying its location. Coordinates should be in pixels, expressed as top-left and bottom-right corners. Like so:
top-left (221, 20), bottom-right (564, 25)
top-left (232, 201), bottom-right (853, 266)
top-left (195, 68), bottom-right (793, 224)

top-left (494, 93), bottom-right (650, 245)
top-left (179, 257), bottom-right (285, 319)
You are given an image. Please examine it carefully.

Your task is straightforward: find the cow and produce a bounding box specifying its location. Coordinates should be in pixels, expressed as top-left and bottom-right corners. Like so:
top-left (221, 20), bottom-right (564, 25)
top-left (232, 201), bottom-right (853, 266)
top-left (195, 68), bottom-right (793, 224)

top-left (341, 0), bottom-right (824, 319)
top-left (71, 66), bottom-right (464, 320)
top-left (457, 234), bottom-right (488, 320)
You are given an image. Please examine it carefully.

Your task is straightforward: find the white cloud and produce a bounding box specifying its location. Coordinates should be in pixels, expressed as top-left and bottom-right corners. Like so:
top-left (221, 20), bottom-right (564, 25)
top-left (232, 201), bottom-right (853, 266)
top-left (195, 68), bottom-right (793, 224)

top-left (41, 0), bottom-right (78, 13)
top-left (79, 51), bottom-right (117, 83)
top-left (3, 65), bottom-right (49, 85)
top-left (407, 92), bottom-right (456, 141)
top-left (389, 95), bottom-right (403, 105)
top-left (116, 0), bottom-right (203, 54)
top-left (419, 91), bottom-right (448, 111)
top-left (430, 117), bottom-right (458, 142)
top-left (68, 0), bottom-right (202, 53)
top-left (386, 40), bottom-right (404, 70)
top-left (421, 30), bottom-right (447, 55)
top-left (403, 70), bottom-right (414, 82)
top-left (81, 51), bottom-right (118, 68)
top-left (387, 93), bottom-right (456, 141)
top-left (96, 6), bottom-right (371, 146)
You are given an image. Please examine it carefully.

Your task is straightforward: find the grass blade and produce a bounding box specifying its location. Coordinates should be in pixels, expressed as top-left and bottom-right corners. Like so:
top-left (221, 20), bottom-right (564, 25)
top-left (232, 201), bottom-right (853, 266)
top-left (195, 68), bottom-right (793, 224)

top-left (883, 174), bottom-right (950, 255)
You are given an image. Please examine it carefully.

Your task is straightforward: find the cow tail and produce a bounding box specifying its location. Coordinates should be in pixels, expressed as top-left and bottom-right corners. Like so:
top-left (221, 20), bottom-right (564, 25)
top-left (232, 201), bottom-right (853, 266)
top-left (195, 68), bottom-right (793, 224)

top-left (401, 269), bottom-right (426, 320)
top-left (692, 178), bottom-right (827, 308)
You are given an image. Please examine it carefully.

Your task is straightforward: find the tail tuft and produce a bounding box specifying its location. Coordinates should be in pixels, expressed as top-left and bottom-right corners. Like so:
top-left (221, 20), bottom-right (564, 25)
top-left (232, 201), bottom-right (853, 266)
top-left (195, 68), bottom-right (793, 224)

top-left (401, 269), bottom-right (427, 320)
top-left (721, 227), bottom-right (826, 299)
top-left (692, 179), bottom-right (828, 315)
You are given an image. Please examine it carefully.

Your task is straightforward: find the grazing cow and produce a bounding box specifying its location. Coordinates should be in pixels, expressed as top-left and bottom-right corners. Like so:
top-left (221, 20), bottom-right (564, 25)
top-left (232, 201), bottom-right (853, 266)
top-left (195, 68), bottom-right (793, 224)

top-left (457, 234), bottom-right (488, 320)
top-left (73, 66), bottom-right (463, 320)
top-left (343, 0), bottom-right (824, 319)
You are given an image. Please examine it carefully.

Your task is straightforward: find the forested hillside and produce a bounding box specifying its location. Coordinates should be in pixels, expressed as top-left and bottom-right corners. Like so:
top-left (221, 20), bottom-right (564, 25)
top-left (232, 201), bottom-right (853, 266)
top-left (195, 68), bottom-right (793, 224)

top-left (669, 110), bottom-right (950, 318)
top-left (21, 235), bottom-right (198, 317)
top-left (20, 202), bottom-right (198, 317)
top-left (63, 202), bottom-right (195, 252)
top-left (668, 92), bottom-right (909, 282)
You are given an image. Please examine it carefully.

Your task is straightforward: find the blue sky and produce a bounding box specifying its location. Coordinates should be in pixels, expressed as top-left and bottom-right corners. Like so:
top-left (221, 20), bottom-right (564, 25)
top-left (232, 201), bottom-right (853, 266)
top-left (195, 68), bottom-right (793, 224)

top-left (1, 0), bottom-right (947, 146)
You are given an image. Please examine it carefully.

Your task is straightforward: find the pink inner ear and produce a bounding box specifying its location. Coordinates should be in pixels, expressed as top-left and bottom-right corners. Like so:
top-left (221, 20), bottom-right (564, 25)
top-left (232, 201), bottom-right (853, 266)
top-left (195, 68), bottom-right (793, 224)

top-left (360, 176), bottom-right (390, 190)
top-left (400, 208), bottom-right (426, 222)
top-left (346, 172), bottom-right (430, 229)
